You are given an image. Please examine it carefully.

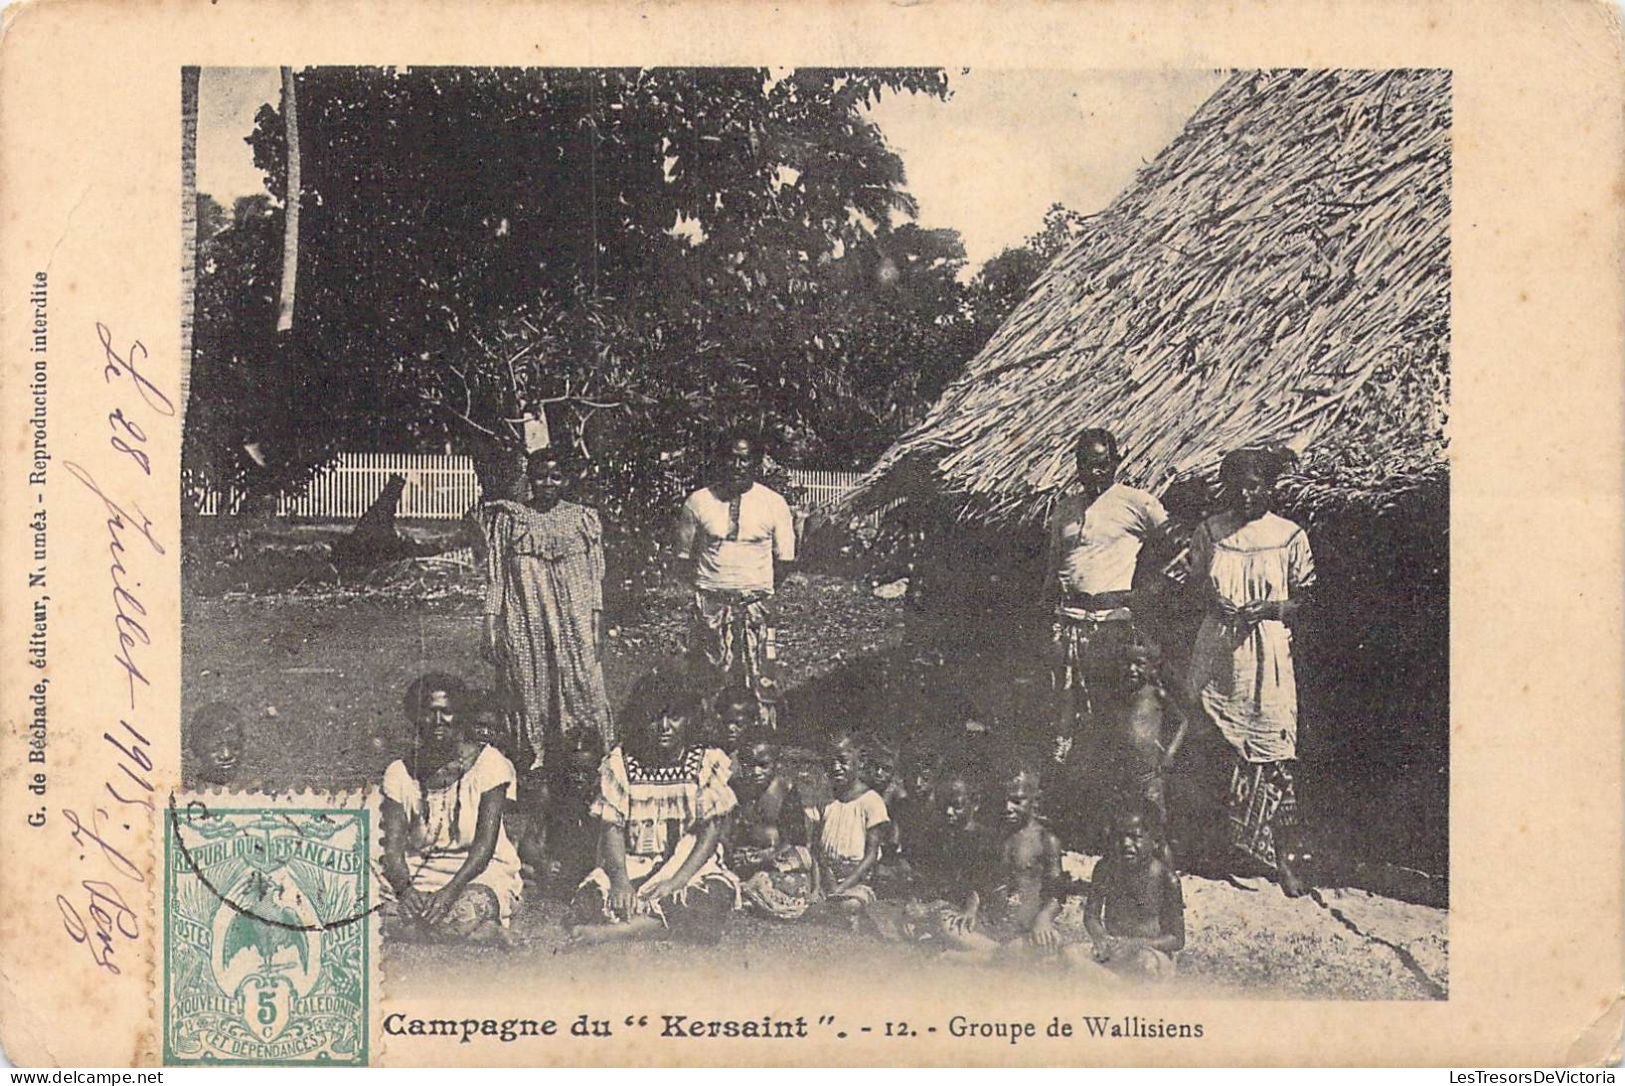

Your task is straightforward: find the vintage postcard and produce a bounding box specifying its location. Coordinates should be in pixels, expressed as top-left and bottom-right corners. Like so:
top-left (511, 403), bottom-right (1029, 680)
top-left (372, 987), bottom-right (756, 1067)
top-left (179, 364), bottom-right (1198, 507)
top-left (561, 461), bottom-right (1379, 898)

top-left (0, 0), bottom-right (1621, 1068)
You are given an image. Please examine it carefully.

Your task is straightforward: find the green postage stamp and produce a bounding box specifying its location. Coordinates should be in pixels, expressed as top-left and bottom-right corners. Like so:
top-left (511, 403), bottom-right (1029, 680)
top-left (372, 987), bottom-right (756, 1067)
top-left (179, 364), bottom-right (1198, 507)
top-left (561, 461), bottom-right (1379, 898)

top-left (164, 799), bottom-right (372, 1065)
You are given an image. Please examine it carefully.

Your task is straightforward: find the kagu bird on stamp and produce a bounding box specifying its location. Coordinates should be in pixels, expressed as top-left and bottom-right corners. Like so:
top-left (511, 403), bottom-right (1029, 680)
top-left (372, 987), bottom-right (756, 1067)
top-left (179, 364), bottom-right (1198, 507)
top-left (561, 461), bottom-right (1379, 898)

top-left (163, 797), bottom-right (373, 1065)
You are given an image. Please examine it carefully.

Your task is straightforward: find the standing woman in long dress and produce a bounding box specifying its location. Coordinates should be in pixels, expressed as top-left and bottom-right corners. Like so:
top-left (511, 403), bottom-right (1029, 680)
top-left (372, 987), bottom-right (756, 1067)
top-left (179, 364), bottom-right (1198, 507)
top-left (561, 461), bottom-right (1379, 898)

top-left (1186, 448), bottom-right (1316, 896)
top-left (479, 447), bottom-right (614, 864)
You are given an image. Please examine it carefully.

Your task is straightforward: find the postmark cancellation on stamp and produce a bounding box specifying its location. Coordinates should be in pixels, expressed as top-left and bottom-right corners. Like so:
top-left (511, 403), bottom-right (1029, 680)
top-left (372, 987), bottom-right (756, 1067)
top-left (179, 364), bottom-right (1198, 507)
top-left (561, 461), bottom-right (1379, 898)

top-left (163, 796), bottom-right (373, 1065)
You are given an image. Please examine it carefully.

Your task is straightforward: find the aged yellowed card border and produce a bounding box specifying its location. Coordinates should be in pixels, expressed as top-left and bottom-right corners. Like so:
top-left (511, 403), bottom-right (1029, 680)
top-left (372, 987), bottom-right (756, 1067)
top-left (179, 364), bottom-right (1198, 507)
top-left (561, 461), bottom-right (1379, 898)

top-left (1, 0), bottom-right (1621, 1066)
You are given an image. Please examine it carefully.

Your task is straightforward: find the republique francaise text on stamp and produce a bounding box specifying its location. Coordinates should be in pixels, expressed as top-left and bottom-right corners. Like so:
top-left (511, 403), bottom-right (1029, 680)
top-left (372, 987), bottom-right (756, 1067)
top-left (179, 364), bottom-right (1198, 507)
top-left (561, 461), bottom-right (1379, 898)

top-left (163, 800), bottom-right (371, 1065)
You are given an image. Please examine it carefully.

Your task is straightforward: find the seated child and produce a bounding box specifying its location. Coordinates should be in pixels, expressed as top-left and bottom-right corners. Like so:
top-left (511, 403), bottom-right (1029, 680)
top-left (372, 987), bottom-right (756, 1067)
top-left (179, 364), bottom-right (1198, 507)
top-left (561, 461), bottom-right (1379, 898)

top-left (866, 739), bottom-right (903, 808)
top-left (893, 745), bottom-right (943, 856)
top-left (466, 688), bottom-right (514, 759)
top-left (731, 730), bottom-right (818, 919)
top-left (711, 685), bottom-right (761, 764)
top-left (728, 729), bottom-right (810, 872)
top-left (542, 727), bottom-right (605, 894)
top-left (902, 743), bottom-right (942, 801)
top-left (864, 739), bottom-right (911, 890)
top-left (1073, 803), bottom-right (1185, 981)
top-left (815, 730), bottom-right (890, 917)
top-left (464, 688), bottom-right (546, 878)
top-left (899, 765), bottom-right (1000, 939)
top-left (934, 761), bottom-right (1067, 962)
top-left (188, 702), bottom-right (248, 787)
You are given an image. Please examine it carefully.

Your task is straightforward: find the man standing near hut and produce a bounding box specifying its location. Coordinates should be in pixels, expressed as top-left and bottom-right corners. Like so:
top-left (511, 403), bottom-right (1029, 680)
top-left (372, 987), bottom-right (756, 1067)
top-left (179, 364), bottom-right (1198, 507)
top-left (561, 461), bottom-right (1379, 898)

top-left (1044, 428), bottom-right (1169, 765)
top-left (676, 430), bottom-right (797, 726)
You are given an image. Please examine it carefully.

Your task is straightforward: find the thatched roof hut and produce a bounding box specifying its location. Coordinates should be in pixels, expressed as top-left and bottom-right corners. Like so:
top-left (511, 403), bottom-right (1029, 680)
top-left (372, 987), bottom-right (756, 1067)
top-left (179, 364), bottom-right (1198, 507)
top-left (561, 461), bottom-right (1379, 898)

top-left (857, 68), bottom-right (1449, 526)
top-left (850, 70), bottom-right (1452, 876)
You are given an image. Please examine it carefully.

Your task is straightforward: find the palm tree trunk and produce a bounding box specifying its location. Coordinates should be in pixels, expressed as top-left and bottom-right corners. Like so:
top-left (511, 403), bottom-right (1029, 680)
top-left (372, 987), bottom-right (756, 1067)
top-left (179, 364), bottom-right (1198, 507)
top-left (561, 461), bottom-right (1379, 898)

top-left (275, 66), bottom-right (301, 333)
top-left (179, 66), bottom-right (200, 424)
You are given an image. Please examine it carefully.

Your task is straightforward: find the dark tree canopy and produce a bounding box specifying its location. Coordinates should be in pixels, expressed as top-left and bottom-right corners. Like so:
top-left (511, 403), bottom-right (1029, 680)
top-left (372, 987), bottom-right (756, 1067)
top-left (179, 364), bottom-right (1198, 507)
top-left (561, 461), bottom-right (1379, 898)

top-left (187, 67), bottom-right (1055, 516)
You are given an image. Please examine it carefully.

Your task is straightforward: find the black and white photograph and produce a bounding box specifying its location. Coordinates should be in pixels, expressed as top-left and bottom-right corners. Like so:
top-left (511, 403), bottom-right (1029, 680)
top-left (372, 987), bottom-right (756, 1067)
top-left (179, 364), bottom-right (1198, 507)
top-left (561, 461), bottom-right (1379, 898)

top-left (178, 64), bottom-right (1450, 1001)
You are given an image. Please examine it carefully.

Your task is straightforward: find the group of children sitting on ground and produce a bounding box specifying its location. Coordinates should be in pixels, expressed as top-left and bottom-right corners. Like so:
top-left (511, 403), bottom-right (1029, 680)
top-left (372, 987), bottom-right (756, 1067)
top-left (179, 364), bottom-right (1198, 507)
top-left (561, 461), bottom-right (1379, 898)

top-left (187, 656), bottom-right (1186, 980)
top-left (711, 681), bottom-right (1185, 980)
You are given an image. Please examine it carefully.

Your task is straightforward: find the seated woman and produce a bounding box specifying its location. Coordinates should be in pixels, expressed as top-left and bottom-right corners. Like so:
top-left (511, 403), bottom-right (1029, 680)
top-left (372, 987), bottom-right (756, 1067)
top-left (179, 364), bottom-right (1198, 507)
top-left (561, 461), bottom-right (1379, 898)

top-left (379, 674), bottom-right (522, 944)
top-left (569, 671), bottom-right (739, 945)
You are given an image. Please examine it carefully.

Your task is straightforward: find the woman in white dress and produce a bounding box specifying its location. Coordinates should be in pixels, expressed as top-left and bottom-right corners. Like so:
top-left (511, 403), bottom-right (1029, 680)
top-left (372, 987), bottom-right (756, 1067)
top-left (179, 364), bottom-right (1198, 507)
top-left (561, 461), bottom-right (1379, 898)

top-left (1186, 449), bottom-right (1316, 895)
top-left (379, 674), bottom-right (522, 943)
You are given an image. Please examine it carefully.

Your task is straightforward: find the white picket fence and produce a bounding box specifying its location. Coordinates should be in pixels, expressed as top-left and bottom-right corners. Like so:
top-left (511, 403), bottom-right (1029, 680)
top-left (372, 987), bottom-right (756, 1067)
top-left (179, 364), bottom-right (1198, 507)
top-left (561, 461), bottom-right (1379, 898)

top-left (786, 467), bottom-right (873, 515)
top-left (186, 452), bottom-right (482, 520)
top-left (186, 453), bottom-right (882, 525)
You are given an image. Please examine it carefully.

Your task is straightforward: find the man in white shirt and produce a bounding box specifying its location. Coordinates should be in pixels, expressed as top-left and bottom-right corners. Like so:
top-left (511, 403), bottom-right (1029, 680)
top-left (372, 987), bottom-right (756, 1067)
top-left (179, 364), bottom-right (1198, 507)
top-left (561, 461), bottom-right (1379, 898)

top-left (675, 431), bottom-right (797, 725)
top-left (1044, 428), bottom-right (1169, 763)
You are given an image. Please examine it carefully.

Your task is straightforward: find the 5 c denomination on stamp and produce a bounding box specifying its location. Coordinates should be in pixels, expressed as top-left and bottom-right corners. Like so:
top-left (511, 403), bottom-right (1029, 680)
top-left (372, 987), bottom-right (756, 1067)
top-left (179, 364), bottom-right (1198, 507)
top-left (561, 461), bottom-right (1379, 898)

top-left (164, 799), bottom-right (371, 1065)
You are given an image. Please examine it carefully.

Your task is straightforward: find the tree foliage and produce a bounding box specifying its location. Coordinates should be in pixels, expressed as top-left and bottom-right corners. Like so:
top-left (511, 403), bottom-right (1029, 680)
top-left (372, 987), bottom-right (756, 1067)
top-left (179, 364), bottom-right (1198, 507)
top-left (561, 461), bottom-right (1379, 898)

top-left (196, 194), bottom-right (228, 245)
top-left (963, 203), bottom-right (1089, 336)
top-left (1026, 201), bottom-right (1090, 262)
top-left (186, 68), bottom-right (1067, 515)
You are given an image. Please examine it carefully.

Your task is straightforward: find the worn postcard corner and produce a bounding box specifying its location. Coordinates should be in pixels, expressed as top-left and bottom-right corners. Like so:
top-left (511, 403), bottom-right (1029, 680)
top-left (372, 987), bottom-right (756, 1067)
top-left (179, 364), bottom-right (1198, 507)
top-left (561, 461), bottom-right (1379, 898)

top-left (1563, 992), bottom-right (1625, 1070)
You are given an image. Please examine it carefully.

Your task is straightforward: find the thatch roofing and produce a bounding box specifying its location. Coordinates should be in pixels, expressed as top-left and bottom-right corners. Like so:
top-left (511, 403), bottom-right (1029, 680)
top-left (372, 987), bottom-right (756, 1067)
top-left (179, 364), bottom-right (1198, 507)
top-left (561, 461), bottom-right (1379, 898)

top-left (859, 69), bottom-right (1450, 526)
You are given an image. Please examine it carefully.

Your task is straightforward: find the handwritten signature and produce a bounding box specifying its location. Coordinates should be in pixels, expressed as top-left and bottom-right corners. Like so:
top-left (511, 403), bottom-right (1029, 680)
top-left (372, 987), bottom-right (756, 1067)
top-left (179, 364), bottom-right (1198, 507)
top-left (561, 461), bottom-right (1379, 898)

top-left (57, 880), bottom-right (139, 976)
top-left (59, 806), bottom-right (144, 974)
top-left (60, 323), bottom-right (169, 713)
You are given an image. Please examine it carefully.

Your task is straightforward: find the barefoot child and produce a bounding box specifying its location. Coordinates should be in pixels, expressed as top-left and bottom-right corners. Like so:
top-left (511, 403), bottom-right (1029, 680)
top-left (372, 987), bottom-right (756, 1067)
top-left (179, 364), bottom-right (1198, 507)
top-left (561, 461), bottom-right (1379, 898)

top-left (732, 730), bottom-right (818, 918)
top-left (728, 730), bottom-right (810, 872)
top-left (901, 766), bottom-right (1000, 942)
top-left (543, 727), bottom-right (605, 894)
top-left (1075, 804), bottom-right (1185, 981)
top-left (465, 688), bottom-right (537, 875)
top-left (816, 731), bottom-right (890, 916)
top-left (892, 745), bottom-right (944, 862)
top-left (865, 739), bottom-right (912, 889)
top-left (865, 739), bottom-right (902, 805)
top-left (1102, 638), bottom-right (1187, 820)
top-left (465, 688), bottom-right (513, 758)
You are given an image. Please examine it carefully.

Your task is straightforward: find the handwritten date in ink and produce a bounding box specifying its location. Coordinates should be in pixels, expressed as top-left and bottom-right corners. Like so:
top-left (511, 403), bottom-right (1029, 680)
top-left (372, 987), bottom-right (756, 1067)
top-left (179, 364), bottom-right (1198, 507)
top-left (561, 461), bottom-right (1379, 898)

top-left (51, 321), bottom-right (172, 972)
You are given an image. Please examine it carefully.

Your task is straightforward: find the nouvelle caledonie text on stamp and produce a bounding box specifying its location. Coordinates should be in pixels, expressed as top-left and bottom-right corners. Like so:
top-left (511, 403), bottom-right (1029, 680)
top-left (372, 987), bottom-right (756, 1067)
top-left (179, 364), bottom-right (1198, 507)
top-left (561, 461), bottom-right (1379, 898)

top-left (164, 803), bottom-right (371, 1065)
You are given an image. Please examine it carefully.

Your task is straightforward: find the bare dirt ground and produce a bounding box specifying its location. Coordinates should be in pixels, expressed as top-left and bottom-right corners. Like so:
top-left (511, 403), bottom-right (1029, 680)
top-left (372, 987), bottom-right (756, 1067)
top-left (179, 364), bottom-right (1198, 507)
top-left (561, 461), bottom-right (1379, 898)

top-left (183, 552), bottom-right (1446, 1000)
top-left (381, 867), bottom-right (1446, 1002)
